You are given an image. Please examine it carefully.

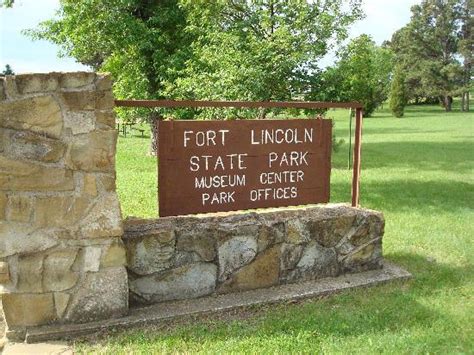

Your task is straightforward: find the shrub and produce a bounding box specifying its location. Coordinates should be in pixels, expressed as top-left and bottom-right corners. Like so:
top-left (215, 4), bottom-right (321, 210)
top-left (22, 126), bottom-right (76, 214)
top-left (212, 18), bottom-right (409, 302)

top-left (389, 67), bottom-right (407, 117)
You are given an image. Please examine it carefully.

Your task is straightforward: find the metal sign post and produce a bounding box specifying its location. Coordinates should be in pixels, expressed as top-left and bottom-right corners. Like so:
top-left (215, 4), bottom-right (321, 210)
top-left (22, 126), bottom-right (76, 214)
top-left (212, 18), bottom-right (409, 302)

top-left (351, 108), bottom-right (363, 207)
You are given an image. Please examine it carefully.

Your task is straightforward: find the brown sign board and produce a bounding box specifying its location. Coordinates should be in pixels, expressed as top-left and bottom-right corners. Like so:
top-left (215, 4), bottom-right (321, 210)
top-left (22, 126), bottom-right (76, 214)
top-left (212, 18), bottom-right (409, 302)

top-left (158, 119), bottom-right (332, 217)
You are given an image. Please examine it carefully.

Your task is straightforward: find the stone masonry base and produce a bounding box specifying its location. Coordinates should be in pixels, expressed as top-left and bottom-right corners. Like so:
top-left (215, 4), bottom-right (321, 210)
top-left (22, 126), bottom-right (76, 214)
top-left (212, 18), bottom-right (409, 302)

top-left (124, 204), bottom-right (385, 305)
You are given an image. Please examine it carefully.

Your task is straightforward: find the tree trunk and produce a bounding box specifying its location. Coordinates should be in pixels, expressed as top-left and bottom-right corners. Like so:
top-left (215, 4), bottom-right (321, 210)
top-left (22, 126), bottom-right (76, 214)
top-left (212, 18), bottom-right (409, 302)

top-left (438, 96), bottom-right (445, 108)
top-left (462, 92), bottom-right (470, 111)
top-left (148, 112), bottom-right (160, 156)
top-left (258, 107), bottom-right (267, 119)
top-left (443, 95), bottom-right (452, 112)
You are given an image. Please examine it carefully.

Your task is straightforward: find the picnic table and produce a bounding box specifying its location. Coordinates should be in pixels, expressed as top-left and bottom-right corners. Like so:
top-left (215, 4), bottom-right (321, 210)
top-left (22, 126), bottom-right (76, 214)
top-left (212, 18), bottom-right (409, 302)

top-left (116, 123), bottom-right (145, 137)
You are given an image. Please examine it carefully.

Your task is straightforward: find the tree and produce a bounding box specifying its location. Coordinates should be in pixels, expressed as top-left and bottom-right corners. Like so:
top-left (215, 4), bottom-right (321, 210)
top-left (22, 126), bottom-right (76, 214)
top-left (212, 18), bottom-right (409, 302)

top-left (0, 64), bottom-right (14, 76)
top-left (28, 0), bottom-right (193, 155)
top-left (320, 35), bottom-right (393, 117)
top-left (168, 0), bottom-right (363, 119)
top-left (459, 0), bottom-right (473, 111)
top-left (390, 0), bottom-right (468, 111)
top-left (390, 27), bottom-right (431, 104)
top-left (389, 66), bottom-right (407, 117)
top-left (0, 0), bottom-right (14, 7)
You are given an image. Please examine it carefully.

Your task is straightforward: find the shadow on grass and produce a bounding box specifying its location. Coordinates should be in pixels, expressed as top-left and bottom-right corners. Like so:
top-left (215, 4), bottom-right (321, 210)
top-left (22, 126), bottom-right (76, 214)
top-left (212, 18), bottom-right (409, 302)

top-left (454, 135), bottom-right (474, 140)
top-left (332, 141), bottom-right (473, 174)
top-left (404, 107), bottom-right (467, 115)
top-left (119, 134), bottom-right (151, 139)
top-left (334, 127), bottom-right (447, 136)
top-left (386, 252), bottom-right (474, 293)
top-left (255, 252), bottom-right (472, 337)
top-left (331, 178), bottom-right (473, 213)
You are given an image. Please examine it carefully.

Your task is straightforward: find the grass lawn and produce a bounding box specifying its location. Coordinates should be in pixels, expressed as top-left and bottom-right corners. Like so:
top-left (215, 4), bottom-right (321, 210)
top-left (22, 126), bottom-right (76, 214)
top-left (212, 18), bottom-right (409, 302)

top-left (78, 104), bottom-right (473, 354)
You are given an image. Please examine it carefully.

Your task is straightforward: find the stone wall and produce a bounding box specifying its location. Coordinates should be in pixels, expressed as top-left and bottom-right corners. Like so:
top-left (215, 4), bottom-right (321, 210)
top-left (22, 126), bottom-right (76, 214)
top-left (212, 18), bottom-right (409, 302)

top-left (0, 72), bottom-right (128, 338)
top-left (124, 204), bottom-right (384, 304)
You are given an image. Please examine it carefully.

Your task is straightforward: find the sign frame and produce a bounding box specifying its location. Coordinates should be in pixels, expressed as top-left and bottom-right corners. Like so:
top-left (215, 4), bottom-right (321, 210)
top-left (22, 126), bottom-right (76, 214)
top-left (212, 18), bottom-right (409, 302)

top-left (157, 118), bottom-right (332, 217)
top-left (114, 99), bottom-right (364, 213)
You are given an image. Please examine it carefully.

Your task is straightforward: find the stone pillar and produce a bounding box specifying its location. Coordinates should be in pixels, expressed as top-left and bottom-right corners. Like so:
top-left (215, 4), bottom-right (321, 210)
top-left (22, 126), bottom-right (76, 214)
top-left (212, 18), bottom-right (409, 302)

top-left (0, 72), bottom-right (128, 340)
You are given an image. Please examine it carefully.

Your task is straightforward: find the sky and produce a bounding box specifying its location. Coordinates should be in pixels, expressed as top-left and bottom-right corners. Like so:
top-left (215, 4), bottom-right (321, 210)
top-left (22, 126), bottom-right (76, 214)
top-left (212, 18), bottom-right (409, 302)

top-left (0, 0), bottom-right (421, 74)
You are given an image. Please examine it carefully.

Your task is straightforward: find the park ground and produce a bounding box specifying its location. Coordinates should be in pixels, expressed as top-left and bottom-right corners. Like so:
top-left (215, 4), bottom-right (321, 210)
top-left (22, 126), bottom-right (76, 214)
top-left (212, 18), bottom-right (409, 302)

top-left (77, 103), bottom-right (473, 354)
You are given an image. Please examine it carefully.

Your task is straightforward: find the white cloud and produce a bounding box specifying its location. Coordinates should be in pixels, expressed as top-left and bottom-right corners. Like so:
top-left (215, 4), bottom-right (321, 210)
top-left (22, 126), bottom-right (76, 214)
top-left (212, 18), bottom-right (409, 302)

top-left (350, 0), bottom-right (420, 44)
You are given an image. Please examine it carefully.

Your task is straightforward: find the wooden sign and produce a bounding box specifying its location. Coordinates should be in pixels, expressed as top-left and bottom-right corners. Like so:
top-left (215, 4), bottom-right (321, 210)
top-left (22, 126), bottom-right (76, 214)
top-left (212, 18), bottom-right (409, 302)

top-left (158, 119), bottom-right (332, 217)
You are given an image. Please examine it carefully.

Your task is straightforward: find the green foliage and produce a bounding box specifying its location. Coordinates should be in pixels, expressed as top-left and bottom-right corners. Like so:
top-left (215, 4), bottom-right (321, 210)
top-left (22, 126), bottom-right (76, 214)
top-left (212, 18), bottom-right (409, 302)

top-left (318, 35), bottom-right (393, 117)
top-left (389, 0), bottom-right (471, 111)
top-left (0, 0), bottom-right (13, 8)
top-left (389, 66), bottom-right (407, 117)
top-left (167, 0), bottom-right (363, 119)
top-left (0, 64), bottom-right (14, 76)
top-left (331, 121), bottom-right (345, 153)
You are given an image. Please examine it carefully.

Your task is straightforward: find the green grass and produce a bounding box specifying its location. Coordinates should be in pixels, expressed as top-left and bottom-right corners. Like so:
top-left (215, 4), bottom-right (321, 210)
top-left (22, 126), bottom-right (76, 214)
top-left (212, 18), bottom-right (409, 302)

top-left (80, 104), bottom-right (473, 354)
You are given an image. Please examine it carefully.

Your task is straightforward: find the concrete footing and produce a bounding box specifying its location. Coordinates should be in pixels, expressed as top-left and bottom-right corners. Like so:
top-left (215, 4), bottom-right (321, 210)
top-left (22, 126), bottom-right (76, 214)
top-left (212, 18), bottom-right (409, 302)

top-left (13, 261), bottom-right (411, 344)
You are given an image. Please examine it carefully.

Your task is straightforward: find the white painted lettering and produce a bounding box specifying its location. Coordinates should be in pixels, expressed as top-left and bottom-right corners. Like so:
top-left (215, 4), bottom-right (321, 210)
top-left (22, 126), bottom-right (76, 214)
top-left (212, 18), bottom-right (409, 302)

top-left (267, 151), bottom-right (309, 168)
top-left (250, 190), bottom-right (258, 201)
top-left (290, 151), bottom-right (299, 166)
top-left (280, 152), bottom-right (289, 167)
top-left (188, 154), bottom-right (248, 172)
top-left (269, 152), bottom-right (278, 168)
top-left (300, 151), bottom-right (308, 165)
top-left (250, 128), bottom-right (313, 145)
top-left (275, 129), bottom-right (284, 144)
top-left (196, 131), bottom-right (206, 146)
top-left (194, 175), bottom-right (246, 189)
top-left (251, 130), bottom-right (259, 145)
top-left (184, 130), bottom-right (230, 147)
top-left (259, 170), bottom-right (305, 185)
top-left (190, 156), bottom-right (199, 172)
top-left (184, 130), bottom-right (193, 147)
top-left (304, 128), bottom-right (313, 143)
top-left (227, 154), bottom-right (237, 169)
top-left (202, 155), bottom-right (212, 170)
top-left (238, 153), bottom-right (248, 169)
top-left (219, 130), bottom-right (229, 145)
top-left (202, 191), bottom-right (236, 205)
top-left (249, 187), bottom-right (298, 201)
top-left (214, 156), bottom-right (225, 171)
top-left (207, 130), bottom-right (216, 146)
